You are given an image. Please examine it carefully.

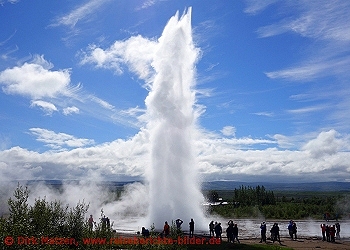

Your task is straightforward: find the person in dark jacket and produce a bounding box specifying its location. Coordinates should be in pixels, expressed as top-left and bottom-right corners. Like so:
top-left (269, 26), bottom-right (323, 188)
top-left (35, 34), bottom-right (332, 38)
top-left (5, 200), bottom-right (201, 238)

top-left (232, 224), bottom-right (240, 244)
top-left (292, 222), bottom-right (297, 240)
top-left (189, 219), bottom-right (195, 238)
top-left (214, 222), bottom-right (222, 241)
top-left (270, 223), bottom-right (281, 244)
top-left (226, 221), bottom-right (233, 243)
top-left (259, 221), bottom-right (267, 243)
top-left (209, 221), bottom-right (215, 237)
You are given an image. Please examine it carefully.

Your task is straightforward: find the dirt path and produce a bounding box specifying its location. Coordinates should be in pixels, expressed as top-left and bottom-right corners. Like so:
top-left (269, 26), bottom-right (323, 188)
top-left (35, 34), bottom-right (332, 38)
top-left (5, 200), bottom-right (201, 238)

top-left (240, 237), bottom-right (350, 250)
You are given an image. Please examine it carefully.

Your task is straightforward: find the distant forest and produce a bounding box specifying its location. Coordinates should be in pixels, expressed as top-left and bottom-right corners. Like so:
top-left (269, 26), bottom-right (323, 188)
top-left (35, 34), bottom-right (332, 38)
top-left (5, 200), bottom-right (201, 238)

top-left (205, 185), bottom-right (350, 220)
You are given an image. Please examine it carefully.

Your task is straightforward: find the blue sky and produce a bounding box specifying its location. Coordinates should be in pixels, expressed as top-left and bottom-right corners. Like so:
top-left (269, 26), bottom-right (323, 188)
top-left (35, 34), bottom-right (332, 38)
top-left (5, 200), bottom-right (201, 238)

top-left (1, 0), bottom-right (350, 183)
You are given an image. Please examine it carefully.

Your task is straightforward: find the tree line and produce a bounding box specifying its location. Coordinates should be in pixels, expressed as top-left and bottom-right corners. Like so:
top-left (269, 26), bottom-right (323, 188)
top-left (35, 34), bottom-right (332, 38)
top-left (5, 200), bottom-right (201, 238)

top-left (208, 185), bottom-right (276, 206)
top-left (207, 185), bottom-right (344, 220)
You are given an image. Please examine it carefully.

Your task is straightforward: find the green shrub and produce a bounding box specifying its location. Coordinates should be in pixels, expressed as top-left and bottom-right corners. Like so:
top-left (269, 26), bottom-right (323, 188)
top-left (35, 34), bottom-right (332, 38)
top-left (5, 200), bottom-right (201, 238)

top-left (2, 184), bottom-right (91, 249)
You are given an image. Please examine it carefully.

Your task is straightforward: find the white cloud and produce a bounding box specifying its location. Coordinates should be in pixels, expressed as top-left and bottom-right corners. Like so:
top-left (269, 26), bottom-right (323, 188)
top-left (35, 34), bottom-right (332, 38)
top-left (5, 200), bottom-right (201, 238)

top-left (0, 55), bottom-right (124, 121)
top-left (0, 129), bottom-right (349, 182)
top-left (221, 126), bottom-right (236, 137)
top-left (30, 100), bottom-right (58, 115)
top-left (196, 129), bottom-right (350, 181)
top-left (302, 129), bottom-right (343, 158)
top-left (272, 134), bottom-right (297, 149)
top-left (0, 130), bottom-right (149, 181)
top-left (0, 59), bottom-right (71, 99)
top-left (80, 35), bottom-right (157, 86)
top-left (29, 128), bottom-right (95, 150)
top-left (63, 106), bottom-right (79, 115)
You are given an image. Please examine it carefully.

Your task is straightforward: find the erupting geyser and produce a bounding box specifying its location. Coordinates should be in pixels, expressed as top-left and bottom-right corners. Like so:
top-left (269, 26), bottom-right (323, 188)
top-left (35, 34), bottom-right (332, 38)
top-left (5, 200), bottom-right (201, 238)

top-left (145, 8), bottom-right (206, 229)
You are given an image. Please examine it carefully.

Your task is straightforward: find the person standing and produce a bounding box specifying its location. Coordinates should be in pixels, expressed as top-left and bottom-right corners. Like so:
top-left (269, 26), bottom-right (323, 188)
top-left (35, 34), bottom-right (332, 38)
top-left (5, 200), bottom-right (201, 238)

top-left (189, 218), bottom-right (195, 237)
top-left (292, 222), bottom-right (297, 240)
top-left (330, 225), bottom-right (336, 242)
top-left (209, 221), bottom-right (215, 237)
top-left (163, 221), bottom-right (170, 237)
top-left (88, 215), bottom-right (94, 232)
top-left (226, 222), bottom-right (233, 243)
top-left (288, 220), bottom-right (294, 240)
top-left (335, 222), bottom-right (341, 240)
top-left (326, 225), bottom-right (330, 242)
top-left (176, 219), bottom-right (183, 231)
top-left (259, 221), bottom-right (266, 243)
top-left (271, 223), bottom-right (281, 244)
top-left (214, 222), bottom-right (222, 241)
top-left (141, 227), bottom-right (150, 237)
top-left (232, 224), bottom-right (240, 244)
top-left (320, 223), bottom-right (326, 241)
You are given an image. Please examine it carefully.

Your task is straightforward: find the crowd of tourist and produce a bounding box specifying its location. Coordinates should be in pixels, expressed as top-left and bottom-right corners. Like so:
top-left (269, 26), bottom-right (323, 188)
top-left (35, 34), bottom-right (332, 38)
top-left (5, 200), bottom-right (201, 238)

top-left (212, 219), bottom-right (342, 244)
top-left (137, 218), bottom-right (342, 246)
top-left (320, 222), bottom-right (341, 242)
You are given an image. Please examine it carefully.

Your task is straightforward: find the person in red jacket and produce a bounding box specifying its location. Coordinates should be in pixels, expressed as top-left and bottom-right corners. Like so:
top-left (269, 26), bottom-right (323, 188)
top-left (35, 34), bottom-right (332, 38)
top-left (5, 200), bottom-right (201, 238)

top-left (163, 221), bottom-right (170, 237)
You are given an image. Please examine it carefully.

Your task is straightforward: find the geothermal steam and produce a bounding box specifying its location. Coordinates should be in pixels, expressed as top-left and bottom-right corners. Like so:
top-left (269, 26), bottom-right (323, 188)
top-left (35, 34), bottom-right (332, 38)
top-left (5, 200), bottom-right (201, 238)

top-left (145, 8), bottom-right (206, 229)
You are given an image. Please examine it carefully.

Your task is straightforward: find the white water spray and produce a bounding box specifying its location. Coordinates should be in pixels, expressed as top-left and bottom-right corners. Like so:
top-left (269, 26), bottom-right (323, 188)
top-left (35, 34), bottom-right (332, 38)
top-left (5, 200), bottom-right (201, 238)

top-left (145, 8), bottom-right (206, 230)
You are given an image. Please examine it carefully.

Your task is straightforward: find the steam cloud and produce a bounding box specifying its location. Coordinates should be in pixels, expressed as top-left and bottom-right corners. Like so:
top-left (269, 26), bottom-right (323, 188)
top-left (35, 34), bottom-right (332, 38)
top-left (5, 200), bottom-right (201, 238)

top-left (144, 7), bottom-right (206, 230)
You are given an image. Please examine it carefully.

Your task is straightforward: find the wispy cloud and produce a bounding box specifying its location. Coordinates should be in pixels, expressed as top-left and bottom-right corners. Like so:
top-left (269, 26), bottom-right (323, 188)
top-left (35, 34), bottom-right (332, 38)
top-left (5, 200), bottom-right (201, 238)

top-left (266, 57), bottom-right (350, 81)
top-left (259, 1), bottom-right (350, 81)
top-left (0, 0), bottom-right (20, 6)
top-left (51, 0), bottom-right (111, 29)
top-left (244, 0), bottom-right (279, 15)
top-left (29, 128), bottom-right (95, 150)
top-left (253, 111), bottom-right (274, 117)
top-left (0, 45), bottom-right (18, 61)
top-left (255, 1), bottom-right (350, 41)
top-left (249, 1), bottom-right (350, 133)
top-left (63, 106), bottom-right (79, 116)
top-left (0, 30), bottom-right (16, 46)
top-left (88, 95), bottom-right (115, 110)
top-left (137, 0), bottom-right (156, 10)
top-left (287, 104), bottom-right (328, 115)
top-left (121, 106), bottom-right (145, 120)
top-left (30, 100), bottom-right (58, 116)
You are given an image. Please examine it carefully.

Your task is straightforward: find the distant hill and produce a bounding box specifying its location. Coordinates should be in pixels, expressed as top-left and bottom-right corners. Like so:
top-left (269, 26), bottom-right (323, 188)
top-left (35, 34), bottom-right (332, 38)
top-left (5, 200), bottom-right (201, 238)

top-left (25, 179), bottom-right (136, 187)
top-left (201, 181), bottom-right (350, 192)
top-left (7, 180), bottom-right (350, 192)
